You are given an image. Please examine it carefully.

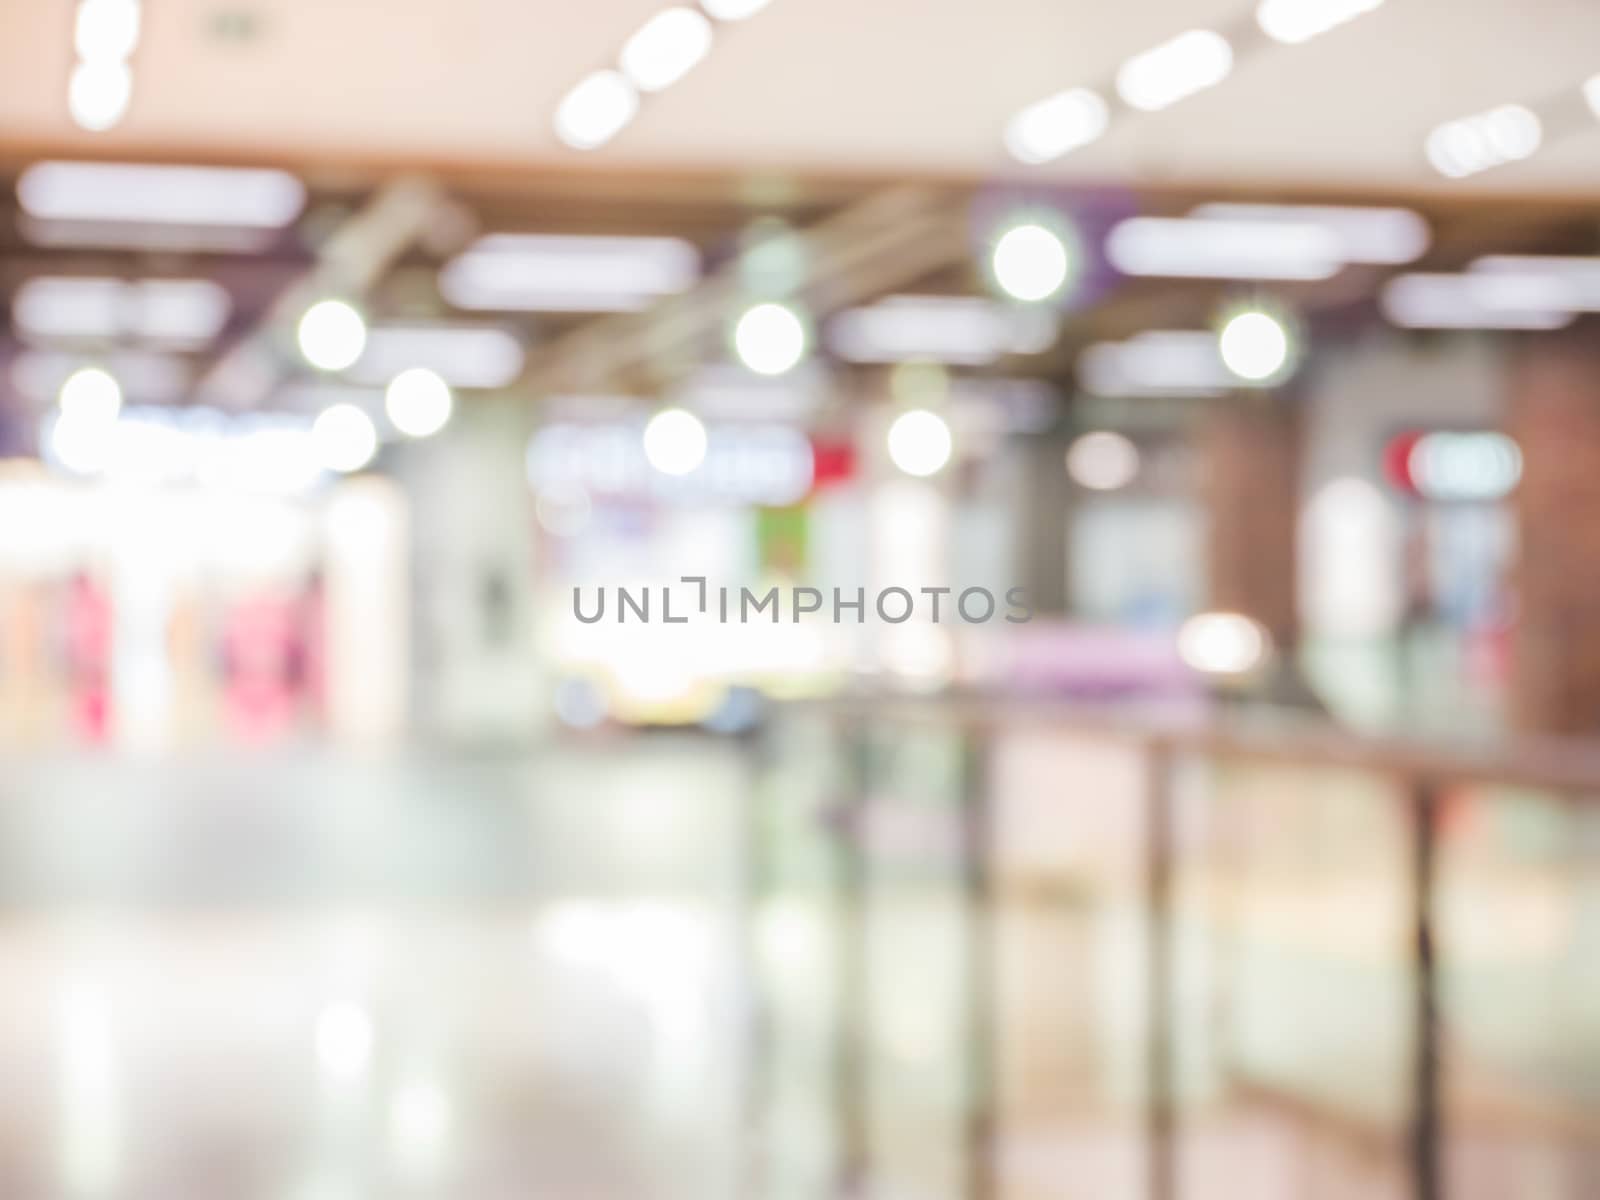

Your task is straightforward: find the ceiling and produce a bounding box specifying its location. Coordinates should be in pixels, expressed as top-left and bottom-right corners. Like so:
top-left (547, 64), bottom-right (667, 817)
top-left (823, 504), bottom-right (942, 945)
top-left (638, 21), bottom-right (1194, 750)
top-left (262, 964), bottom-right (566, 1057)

top-left (0, 0), bottom-right (1597, 194)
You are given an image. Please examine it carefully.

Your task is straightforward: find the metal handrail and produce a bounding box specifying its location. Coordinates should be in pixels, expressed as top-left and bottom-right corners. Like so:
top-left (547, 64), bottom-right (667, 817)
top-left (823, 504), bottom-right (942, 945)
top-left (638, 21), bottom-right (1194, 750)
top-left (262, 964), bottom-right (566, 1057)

top-left (765, 696), bottom-right (1600, 1200)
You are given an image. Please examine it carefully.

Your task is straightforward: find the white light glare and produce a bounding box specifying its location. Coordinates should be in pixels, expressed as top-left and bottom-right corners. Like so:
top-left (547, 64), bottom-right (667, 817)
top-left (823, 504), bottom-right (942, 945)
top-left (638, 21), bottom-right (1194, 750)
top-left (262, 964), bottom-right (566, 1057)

top-left (991, 223), bottom-right (1070, 302)
top-left (1257, 0), bottom-right (1383, 44)
top-left (298, 300), bottom-right (368, 371)
top-left (887, 409), bottom-right (953, 477)
top-left (312, 404), bottom-right (379, 473)
top-left (1116, 30), bottom-right (1233, 112)
top-left (14, 276), bottom-right (231, 345)
top-left (1470, 255), bottom-right (1600, 310)
top-left (68, 61), bottom-right (132, 132)
top-left (621, 7), bottom-right (714, 93)
top-left (16, 162), bottom-right (307, 227)
top-left (1408, 432), bottom-right (1521, 501)
top-left (1004, 88), bottom-right (1109, 165)
top-left (50, 368), bottom-right (123, 476)
top-left (58, 366), bottom-right (123, 423)
top-left (643, 408), bottom-right (708, 476)
top-left (1425, 105), bottom-right (1542, 179)
top-left (390, 1080), bottom-right (453, 1181)
top-left (827, 295), bottom-right (1056, 364)
top-left (385, 368), bottom-right (453, 438)
top-left (1218, 311), bottom-right (1292, 382)
top-left (733, 302), bottom-right (807, 376)
top-left (555, 70), bottom-right (639, 150)
top-left (1190, 203), bottom-right (1429, 265)
top-left (315, 1003), bottom-right (375, 1082)
top-left (1178, 612), bottom-right (1271, 676)
top-left (75, 0), bottom-right (142, 63)
top-left (352, 325), bottom-right (524, 388)
top-left (440, 234), bottom-right (699, 312)
top-left (1066, 431), bottom-right (1139, 491)
top-left (1380, 273), bottom-right (1575, 330)
top-left (49, 411), bottom-right (116, 475)
top-left (1107, 217), bottom-right (1341, 280)
top-left (1585, 75), bottom-right (1600, 122)
top-left (1078, 330), bottom-right (1235, 398)
top-left (700, 0), bottom-right (774, 18)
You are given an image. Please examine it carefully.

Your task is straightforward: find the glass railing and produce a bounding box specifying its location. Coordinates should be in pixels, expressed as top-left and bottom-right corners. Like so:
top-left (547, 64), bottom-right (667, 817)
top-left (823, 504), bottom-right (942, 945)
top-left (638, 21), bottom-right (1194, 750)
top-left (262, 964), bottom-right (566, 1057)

top-left (751, 700), bottom-right (1600, 1200)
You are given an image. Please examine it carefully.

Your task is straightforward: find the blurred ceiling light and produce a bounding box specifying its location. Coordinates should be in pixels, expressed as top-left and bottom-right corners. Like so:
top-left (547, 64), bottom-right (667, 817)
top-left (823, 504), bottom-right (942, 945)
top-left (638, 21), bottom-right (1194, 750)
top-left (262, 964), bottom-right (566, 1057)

top-left (58, 366), bottom-right (122, 423)
top-left (385, 368), bottom-right (453, 438)
top-left (139, 279), bottom-right (232, 343)
top-left (827, 295), bottom-right (1056, 364)
top-left (700, 0), bottom-right (773, 18)
top-left (672, 362), bottom-right (825, 422)
top-left (733, 301), bottom-right (807, 376)
top-left (48, 367), bottom-right (123, 477)
top-left (1066, 430), bottom-right (1139, 490)
top-left (1077, 330), bottom-right (1235, 397)
top-left (555, 69), bottom-right (639, 150)
top-left (1116, 30), bottom-right (1232, 112)
top-left (17, 161), bottom-right (306, 227)
top-left (17, 217), bottom-right (278, 253)
top-left (297, 300), bottom-right (368, 372)
top-left (886, 409), bottom-right (953, 477)
top-left (991, 222), bottom-right (1070, 302)
top-left (14, 348), bottom-right (186, 402)
top-left (1425, 104), bottom-right (1541, 178)
top-left (643, 407), bottom-right (708, 475)
top-left (1189, 202), bottom-right (1429, 264)
top-left (621, 7), bottom-right (714, 92)
top-left (312, 404), bottom-right (378, 473)
top-left (13, 276), bottom-right (231, 345)
top-left (47, 409), bottom-right (116, 475)
top-left (315, 1003), bottom-right (375, 1083)
top-left (68, 60), bottom-right (132, 131)
top-left (75, 0), bottom-right (141, 63)
top-left (14, 277), bottom-right (121, 341)
top-left (1585, 74), bottom-right (1600, 120)
top-left (349, 324), bottom-right (523, 388)
top-left (1470, 255), bottom-right (1600, 309)
top-left (1218, 309), bottom-right (1294, 382)
top-left (440, 233), bottom-right (699, 312)
top-left (1380, 273), bottom-right (1575, 329)
top-left (1256, 0), bottom-right (1383, 44)
top-left (1004, 87), bottom-right (1108, 165)
top-left (1107, 216), bottom-right (1341, 280)
top-left (1178, 611), bottom-right (1271, 676)
top-left (1407, 431), bottom-right (1521, 501)
top-left (389, 1079), bottom-right (454, 1182)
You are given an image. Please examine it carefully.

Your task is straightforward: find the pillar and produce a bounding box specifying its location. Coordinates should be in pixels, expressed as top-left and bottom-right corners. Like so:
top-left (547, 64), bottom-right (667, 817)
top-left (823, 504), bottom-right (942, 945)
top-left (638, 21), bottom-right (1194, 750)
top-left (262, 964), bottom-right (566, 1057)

top-left (1509, 331), bottom-right (1600, 734)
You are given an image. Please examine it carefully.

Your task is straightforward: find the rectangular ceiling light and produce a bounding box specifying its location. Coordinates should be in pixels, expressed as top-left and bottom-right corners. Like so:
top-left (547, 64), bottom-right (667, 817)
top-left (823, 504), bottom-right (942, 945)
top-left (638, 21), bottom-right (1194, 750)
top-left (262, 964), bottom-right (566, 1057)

top-left (1380, 273), bottom-right (1575, 329)
top-left (13, 276), bottom-right (232, 346)
top-left (1470, 255), bottom-right (1600, 310)
top-left (1106, 216), bottom-right (1343, 280)
top-left (1116, 30), bottom-right (1233, 112)
top-left (668, 363), bottom-right (825, 422)
top-left (1257, 0), bottom-right (1385, 45)
top-left (18, 217), bottom-right (278, 253)
top-left (1583, 74), bottom-right (1600, 121)
top-left (345, 324), bottom-right (526, 389)
top-left (12, 349), bottom-right (191, 402)
top-left (1190, 203), bottom-right (1429, 264)
top-left (17, 161), bottom-right (306, 228)
top-left (826, 295), bottom-right (1057, 364)
top-left (1078, 330), bottom-right (1236, 398)
top-left (440, 233), bottom-right (700, 312)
